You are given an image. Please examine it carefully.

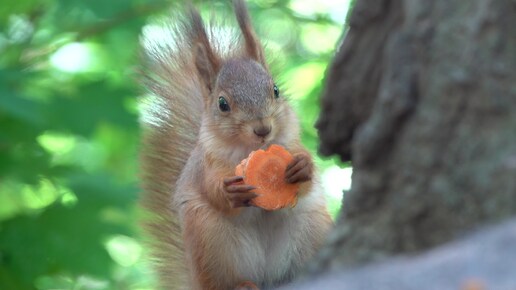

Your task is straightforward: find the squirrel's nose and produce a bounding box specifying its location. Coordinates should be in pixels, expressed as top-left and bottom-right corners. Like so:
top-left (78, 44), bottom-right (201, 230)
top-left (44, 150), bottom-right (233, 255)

top-left (253, 126), bottom-right (271, 138)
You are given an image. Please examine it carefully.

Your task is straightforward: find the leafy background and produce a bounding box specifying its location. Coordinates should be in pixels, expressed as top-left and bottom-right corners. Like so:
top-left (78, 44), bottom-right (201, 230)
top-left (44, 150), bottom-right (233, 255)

top-left (0, 0), bottom-right (353, 289)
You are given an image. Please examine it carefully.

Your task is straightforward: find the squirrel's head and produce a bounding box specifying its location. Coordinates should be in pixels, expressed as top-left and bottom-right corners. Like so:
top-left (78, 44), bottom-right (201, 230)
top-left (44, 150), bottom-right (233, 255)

top-left (191, 0), bottom-right (298, 149)
top-left (204, 58), bottom-right (293, 148)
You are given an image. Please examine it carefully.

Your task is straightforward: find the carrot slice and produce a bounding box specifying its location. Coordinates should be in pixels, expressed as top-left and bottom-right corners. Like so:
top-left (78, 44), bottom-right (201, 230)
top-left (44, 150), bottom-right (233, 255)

top-left (235, 145), bottom-right (299, 210)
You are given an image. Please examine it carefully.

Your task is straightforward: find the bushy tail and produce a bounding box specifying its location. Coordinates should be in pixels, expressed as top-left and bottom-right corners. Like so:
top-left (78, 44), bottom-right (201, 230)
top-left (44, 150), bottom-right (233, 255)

top-left (139, 6), bottom-right (209, 290)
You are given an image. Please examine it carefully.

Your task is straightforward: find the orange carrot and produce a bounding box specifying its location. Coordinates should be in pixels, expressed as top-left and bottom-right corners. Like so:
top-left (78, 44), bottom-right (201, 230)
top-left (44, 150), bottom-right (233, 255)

top-left (235, 144), bottom-right (299, 210)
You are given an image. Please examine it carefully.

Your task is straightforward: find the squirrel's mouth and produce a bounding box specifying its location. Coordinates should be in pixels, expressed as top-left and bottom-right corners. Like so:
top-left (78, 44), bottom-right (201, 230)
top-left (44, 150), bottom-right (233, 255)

top-left (256, 135), bottom-right (272, 145)
top-left (247, 136), bottom-right (270, 149)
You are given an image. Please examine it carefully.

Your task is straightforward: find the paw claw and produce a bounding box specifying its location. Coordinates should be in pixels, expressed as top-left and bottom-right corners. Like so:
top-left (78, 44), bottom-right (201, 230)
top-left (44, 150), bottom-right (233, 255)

top-left (223, 176), bottom-right (258, 208)
top-left (285, 153), bottom-right (313, 183)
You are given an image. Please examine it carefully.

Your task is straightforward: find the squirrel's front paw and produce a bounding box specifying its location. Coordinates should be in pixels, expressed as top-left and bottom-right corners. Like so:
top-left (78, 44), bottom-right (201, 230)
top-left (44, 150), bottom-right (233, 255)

top-left (223, 176), bottom-right (258, 208)
top-left (285, 153), bottom-right (313, 184)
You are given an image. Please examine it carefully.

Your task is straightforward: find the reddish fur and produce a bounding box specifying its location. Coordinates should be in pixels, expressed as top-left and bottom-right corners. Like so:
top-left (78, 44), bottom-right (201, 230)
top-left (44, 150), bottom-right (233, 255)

top-left (202, 154), bottom-right (242, 216)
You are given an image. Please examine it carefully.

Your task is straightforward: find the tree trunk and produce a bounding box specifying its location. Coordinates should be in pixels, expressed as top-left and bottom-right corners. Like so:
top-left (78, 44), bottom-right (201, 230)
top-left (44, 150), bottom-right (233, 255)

top-left (312, 0), bottom-right (516, 277)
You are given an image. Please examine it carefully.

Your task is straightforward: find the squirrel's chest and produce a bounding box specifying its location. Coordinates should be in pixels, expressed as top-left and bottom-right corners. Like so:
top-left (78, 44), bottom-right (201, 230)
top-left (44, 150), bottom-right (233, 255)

top-left (226, 208), bottom-right (300, 285)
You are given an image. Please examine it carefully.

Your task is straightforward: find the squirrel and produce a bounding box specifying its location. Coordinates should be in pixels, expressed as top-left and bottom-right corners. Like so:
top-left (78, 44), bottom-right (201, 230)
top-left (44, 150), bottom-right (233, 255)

top-left (139, 1), bottom-right (333, 289)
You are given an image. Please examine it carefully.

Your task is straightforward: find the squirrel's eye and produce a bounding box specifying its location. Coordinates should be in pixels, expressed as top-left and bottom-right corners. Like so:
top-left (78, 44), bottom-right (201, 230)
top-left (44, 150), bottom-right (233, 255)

top-left (273, 84), bottom-right (280, 99)
top-left (218, 97), bottom-right (230, 112)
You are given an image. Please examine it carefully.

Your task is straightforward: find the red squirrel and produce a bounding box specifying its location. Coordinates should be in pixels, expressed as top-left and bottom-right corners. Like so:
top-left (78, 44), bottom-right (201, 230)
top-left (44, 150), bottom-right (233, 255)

top-left (140, 1), bottom-right (332, 289)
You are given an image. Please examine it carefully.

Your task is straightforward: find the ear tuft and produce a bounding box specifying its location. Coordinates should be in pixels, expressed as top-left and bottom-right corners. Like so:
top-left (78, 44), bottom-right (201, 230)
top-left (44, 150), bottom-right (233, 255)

top-left (187, 5), bottom-right (221, 92)
top-left (233, 0), bottom-right (268, 69)
top-left (194, 43), bottom-right (218, 91)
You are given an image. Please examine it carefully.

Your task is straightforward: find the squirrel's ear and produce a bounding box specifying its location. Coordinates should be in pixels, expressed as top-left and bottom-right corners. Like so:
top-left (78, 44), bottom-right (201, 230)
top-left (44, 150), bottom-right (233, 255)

top-left (187, 5), bottom-right (221, 91)
top-left (233, 0), bottom-right (268, 70)
top-left (194, 43), bottom-right (220, 92)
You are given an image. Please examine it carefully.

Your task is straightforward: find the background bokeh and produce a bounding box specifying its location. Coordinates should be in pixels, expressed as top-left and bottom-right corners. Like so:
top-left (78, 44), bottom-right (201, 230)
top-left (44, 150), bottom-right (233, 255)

top-left (0, 0), bottom-right (352, 289)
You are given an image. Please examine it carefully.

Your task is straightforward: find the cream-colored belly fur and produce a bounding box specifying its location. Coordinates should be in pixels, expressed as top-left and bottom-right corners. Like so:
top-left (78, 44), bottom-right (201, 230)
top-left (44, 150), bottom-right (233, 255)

top-left (219, 189), bottom-right (326, 287)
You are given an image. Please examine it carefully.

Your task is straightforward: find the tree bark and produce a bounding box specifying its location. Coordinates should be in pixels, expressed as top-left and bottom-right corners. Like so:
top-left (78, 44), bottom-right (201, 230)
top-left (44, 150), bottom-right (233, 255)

top-left (314, 0), bottom-right (516, 275)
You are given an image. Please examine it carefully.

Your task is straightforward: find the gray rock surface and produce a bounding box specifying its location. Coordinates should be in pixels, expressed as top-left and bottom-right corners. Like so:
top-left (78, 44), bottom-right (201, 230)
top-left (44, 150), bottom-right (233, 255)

top-left (282, 219), bottom-right (516, 290)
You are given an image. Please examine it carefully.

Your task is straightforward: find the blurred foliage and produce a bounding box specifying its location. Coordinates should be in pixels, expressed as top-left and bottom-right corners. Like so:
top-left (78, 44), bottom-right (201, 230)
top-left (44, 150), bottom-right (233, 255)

top-left (0, 0), bottom-right (351, 289)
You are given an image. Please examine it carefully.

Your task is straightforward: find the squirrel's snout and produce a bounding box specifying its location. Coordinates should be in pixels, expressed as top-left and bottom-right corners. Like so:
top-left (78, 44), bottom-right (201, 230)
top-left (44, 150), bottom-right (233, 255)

top-left (253, 126), bottom-right (271, 138)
